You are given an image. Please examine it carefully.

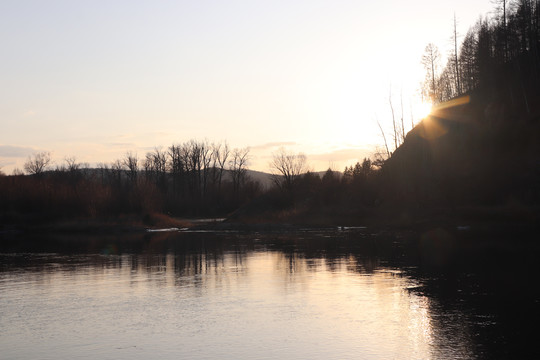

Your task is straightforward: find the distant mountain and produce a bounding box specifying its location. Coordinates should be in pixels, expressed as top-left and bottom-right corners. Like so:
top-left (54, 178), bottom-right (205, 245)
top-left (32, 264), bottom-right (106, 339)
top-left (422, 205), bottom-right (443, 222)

top-left (243, 169), bottom-right (273, 189)
top-left (243, 169), bottom-right (343, 190)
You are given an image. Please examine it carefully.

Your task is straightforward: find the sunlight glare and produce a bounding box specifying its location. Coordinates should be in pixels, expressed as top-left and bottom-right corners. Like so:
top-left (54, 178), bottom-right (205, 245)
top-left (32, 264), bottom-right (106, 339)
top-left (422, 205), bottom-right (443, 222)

top-left (414, 100), bottom-right (433, 121)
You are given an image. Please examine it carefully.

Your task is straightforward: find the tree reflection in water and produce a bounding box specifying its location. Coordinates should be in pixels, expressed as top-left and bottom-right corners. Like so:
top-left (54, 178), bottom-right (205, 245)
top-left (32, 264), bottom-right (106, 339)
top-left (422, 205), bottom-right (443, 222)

top-left (1, 227), bottom-right (538, 358)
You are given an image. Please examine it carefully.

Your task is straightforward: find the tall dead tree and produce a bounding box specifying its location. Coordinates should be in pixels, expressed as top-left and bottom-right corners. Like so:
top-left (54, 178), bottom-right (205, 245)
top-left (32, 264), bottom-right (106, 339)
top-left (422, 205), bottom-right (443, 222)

top-left (400, 88), bottom-right (405, 141)
top-left (453, 13), bottom-right (462, 95)
top-left (376, 116), bottom-right (391, 159)
top-left (422, 43), bottom-right (441, 102)
top-left (211, 141), bottom-right (229, 201)
top-left (492, 0), bottom-right (509, 60)
top-left (389, 86), bottom-right (398, 151)
top-left (229, 147), bottom-right (250, 200)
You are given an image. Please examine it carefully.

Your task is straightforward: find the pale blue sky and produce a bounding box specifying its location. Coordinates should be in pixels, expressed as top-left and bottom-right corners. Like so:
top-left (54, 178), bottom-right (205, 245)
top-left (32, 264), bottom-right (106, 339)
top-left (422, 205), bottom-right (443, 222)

top-left (1, 0), bottom-right (493, 173)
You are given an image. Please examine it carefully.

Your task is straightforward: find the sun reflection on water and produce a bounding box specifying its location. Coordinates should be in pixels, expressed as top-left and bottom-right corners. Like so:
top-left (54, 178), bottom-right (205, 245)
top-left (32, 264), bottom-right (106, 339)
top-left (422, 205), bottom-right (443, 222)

top-left (0, 243), bottom-right (476, 360)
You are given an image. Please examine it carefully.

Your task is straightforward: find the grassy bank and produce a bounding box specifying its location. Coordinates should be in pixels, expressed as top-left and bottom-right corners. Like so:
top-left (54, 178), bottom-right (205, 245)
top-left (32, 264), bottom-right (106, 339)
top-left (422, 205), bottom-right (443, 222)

top-left (0, 212), bottom-right (193, 235)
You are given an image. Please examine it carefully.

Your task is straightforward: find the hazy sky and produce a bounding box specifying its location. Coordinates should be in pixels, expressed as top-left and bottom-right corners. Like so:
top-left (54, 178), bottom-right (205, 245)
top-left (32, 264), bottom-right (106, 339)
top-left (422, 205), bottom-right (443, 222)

top-left (1, 0), bottom-right (493, 174)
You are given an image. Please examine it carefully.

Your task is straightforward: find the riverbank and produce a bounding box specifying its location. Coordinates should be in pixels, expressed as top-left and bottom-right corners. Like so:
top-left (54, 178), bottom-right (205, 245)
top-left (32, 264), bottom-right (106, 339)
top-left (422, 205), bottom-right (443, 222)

top-left (0, 212), bottom-right (193, 236)
top-left (1, 202), bottom-right (538, 240)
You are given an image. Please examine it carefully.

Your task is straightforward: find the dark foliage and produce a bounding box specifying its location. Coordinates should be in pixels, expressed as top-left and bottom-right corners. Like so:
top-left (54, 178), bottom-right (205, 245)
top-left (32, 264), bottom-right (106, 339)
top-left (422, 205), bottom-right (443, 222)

top-left (0, 140), bottom-right (262, 225)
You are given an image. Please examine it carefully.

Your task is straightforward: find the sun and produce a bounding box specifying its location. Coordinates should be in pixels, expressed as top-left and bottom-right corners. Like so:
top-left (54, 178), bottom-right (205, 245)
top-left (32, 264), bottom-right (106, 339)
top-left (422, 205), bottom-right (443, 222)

top-left (413, 99), bottom-right (433, 121)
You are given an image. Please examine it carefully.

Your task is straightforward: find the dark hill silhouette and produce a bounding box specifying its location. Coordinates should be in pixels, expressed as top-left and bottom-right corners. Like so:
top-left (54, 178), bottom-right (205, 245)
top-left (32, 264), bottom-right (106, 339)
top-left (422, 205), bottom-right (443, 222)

top-left (377, 90), bottom-right (540, 225)
top-left (229, 86), bottom-right (540, 227)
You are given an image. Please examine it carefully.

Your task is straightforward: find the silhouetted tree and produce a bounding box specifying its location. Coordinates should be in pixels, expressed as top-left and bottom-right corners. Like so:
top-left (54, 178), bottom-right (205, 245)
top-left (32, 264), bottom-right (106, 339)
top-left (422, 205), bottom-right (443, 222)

top-left (453, 13), bottom-right (462, 95)
top-left (12, 168), bottom-right (24, 176)
top-left (270, 148), bottom-right (307, 199)
top-left (476, 18), bottom-right (495, 89)
top-left (111, 159), bottom-right (124, 189)
top-left (389, 86), bottom-right (399, 150)
top-left (376, 118), bottom-right (391, 160)
top-left (200, 140), bottom-right (212, 203)
top-left (210, 141), bottom-right (230, 203)
top-left (459, 28), bottom-right (479, 93)
top-left (144, 148), bottom-right (167, 191)
top-left (24, 151), bottom-right (52, 175)
top-left (422, 43), bottom-right (441, 102)
top-left (59, 156), bottom-right (87, 185)
top-left (229, 147), bottom-right (250, 201)
top-left (123, 151), bottom-right (138, 186)
top-left (493, 0), bottom-right (510, 60)
top-left (438, 63), bottom-right (455, 100)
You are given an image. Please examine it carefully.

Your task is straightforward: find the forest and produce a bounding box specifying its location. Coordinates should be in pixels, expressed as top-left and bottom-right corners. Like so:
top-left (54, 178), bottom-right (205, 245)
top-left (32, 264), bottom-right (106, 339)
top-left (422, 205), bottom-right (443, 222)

top-left (422, 1), bottom-right (540, 109)
top-left (1, 0), bottom-right (540, 229)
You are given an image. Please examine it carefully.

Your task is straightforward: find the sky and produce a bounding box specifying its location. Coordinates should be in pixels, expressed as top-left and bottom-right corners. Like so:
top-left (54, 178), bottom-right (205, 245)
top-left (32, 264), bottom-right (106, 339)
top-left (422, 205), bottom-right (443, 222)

top-left (1, 0), bottom-right (494, 174)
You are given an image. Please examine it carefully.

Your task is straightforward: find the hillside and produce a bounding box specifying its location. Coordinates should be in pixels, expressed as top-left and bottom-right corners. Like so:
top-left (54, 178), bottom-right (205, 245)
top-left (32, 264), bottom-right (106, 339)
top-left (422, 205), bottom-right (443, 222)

top-left (377, 90), bottom-right (540, 224)
top-left (229, 86), bottom-right (540, 228)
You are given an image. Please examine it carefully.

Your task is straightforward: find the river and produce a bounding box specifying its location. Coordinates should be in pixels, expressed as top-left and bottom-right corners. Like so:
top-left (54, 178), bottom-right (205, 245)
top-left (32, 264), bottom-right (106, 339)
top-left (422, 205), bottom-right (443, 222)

top-left (1, 227), bottom-right (538, 359)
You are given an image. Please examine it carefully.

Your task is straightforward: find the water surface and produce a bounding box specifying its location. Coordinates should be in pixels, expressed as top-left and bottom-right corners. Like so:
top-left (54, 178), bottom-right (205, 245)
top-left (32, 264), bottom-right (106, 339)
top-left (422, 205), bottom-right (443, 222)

top-left (0, 229), bottom-right (537, 359)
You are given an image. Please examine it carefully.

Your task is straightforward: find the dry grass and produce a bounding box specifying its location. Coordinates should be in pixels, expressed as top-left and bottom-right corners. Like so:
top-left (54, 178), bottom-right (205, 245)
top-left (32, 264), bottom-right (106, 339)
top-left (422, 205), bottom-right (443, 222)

top-left (233, 205), bottom-right (368, 227)
top-left (141, 213), bottom-right (193, 228)
top-left (11, 212), bottom-right (194, 234)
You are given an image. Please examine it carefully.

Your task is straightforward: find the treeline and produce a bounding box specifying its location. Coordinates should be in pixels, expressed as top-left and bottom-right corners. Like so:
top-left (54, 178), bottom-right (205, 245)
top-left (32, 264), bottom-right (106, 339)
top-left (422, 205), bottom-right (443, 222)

top-left (377, 1), bottom-right (540, 219)
top-left (0, 140), bottom-right (262, 223)
top-left (231, 150), bottom-right (380, 224)
top-left (424, 0), bottom-right (540, 114)
top-left (0, 142), bottom-right (383, 225)
top-left (105, 140), bottom-right (259, 215)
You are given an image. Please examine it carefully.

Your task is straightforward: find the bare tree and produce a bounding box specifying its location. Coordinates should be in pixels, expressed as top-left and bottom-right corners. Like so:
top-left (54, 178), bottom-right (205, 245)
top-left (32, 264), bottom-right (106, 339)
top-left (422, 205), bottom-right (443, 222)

top-left (64, 156), bottom-right (81, 172)
top-left (459, 28), bottom-right (478, 93)
top-left (200, 140), bottom-right (212, 199)
top-left (389, 86), bottom-right (398, 151)
top-left (122, 152), bottom-right (138, 185)
top-left (421, 43), bottom-right (441, 102)
top-left (111, 159), bottom-right (124, 187)
top-left (453, 13), bottom-right (462, 95)
top-left (400, 88), bottom-right (406, 142)
top-left (211, 141), bottom-right (230, 198)
top-left (438, 63), bottom-right (455, 100)
top-left (492, 0), bottom-right (509, 60)
top-left (144, 148), bottom-right (167, 190)
top-left (372, 147), bottom-right (389, 168)
top-left (409, 97), bottom-right (415, 129)
top-left (61, 156), bottom-right (86, 184)
top-left (12, 168), bottom-right (25, 176)
top-left (24, 151), bottom-right (52, 175)
top-left (168, 144), bottom-right (184, 197)
top-left (375, 116), bottom-right (391, 159)
top-left (229, 147), bottom-right (250, 198)
top-left (270, 148), bottom-right (307, 192)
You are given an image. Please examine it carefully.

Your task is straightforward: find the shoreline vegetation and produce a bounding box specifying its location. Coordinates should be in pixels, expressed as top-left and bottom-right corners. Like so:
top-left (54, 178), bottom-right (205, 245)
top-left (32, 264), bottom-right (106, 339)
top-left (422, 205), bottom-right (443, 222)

top-left (1, 203), bottom-right (538, 238)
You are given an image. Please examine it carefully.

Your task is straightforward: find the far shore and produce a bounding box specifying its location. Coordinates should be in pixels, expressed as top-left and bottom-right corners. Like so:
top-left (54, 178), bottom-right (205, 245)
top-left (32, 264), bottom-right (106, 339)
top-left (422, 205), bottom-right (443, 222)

top-left (2, 204), bottom-right (539, 241)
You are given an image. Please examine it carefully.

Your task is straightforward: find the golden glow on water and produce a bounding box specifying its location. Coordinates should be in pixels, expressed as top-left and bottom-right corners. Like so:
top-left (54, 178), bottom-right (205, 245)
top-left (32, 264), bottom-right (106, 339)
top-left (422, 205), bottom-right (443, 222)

top-left (0, 250), bottom-right (475, 359)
